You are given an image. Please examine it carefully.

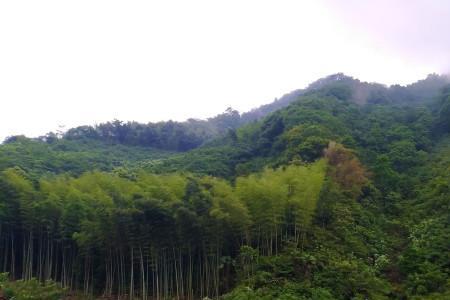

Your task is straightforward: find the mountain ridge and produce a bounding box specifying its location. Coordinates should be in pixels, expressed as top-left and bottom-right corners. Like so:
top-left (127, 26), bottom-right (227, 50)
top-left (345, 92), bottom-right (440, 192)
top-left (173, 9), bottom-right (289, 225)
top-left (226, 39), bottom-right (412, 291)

top-left (3, 73), bottom-right (449, 149)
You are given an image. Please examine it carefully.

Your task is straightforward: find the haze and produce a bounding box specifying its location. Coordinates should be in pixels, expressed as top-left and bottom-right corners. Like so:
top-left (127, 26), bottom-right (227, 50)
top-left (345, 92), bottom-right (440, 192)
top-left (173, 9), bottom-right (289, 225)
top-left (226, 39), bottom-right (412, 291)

top-left (1, 0), bottom-right (449, 141)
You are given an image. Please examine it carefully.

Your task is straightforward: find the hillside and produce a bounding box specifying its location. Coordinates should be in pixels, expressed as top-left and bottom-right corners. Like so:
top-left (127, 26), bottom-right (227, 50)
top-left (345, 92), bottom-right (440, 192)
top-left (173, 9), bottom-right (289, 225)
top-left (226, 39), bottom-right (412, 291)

top-left (0, 74), bottom-right (449, 300)
top-left (0, 137), bottom-right (174, 179)
top-left (150, 74), bottom-right (449, 178)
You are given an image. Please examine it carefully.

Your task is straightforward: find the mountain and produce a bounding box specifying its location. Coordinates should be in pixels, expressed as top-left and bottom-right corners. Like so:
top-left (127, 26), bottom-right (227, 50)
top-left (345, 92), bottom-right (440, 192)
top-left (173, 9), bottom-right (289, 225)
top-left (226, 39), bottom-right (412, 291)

top-left (149, 73), bottom-right (450, 178)
top-left (4, 73), bottom-right (447, 152)
top-left (0, 74), bottom-right (449, 299)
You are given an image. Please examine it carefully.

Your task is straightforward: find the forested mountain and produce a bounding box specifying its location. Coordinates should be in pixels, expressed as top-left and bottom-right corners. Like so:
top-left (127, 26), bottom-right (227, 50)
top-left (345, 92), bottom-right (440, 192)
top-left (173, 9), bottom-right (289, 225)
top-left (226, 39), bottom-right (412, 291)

top-left (0, 74), bottom-right (449, 299)
top-left (3, 73), bottom-right (446, 154)
top-left (149, 73), bottom-right (449, 178)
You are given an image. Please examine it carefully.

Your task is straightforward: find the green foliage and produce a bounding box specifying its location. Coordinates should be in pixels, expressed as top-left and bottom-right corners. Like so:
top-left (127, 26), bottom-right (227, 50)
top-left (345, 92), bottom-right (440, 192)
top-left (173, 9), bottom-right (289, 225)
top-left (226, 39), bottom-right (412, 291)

top-left (0, 137), bottom-right (173, 178)
top-left (396, 138), bottom-right (450, 297)
top-left (0, 274), bottom-right (64, 300)
top-left (283, 125), bottom-right (332, 162)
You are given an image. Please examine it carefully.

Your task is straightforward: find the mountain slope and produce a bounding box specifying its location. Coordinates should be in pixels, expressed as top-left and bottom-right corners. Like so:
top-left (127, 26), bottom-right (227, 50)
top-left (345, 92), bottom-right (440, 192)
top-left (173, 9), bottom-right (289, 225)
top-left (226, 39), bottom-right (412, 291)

top-left (0, 137), bottom-right (173, 179)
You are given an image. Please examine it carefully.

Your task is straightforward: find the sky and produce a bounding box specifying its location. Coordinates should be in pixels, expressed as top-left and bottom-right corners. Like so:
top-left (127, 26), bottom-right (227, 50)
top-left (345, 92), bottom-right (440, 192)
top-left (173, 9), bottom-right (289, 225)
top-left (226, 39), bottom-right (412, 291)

top-left (1, 0), bottom-right (449, 141)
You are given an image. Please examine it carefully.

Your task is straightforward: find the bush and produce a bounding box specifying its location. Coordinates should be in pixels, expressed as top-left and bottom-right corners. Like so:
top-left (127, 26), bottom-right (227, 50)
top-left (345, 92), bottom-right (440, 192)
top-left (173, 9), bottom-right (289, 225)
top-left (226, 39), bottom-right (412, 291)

top-left (0, 274), bottom-right (64, 300)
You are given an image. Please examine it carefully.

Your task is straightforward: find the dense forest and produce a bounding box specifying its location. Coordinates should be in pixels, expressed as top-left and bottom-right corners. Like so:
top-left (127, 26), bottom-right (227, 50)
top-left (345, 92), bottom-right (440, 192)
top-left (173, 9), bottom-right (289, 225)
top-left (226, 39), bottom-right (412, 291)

top-left (0, 74), bottom-right (449, 299)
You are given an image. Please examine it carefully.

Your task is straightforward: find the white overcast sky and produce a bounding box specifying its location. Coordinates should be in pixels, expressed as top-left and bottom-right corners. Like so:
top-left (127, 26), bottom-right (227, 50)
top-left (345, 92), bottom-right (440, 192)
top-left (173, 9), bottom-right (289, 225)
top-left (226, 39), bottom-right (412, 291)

top-left (1, 0), bottom-right (450, 141)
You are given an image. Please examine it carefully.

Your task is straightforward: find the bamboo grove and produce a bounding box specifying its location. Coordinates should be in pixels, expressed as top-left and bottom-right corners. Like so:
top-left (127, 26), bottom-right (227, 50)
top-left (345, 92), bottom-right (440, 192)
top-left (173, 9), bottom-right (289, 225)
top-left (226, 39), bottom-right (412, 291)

top-left (0, 149), bottom-right (343, 299)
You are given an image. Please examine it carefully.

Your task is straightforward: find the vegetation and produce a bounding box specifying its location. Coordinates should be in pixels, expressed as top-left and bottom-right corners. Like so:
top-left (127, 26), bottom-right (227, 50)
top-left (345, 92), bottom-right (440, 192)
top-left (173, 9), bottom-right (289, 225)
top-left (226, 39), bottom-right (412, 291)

top-left (0, 273), bottom-right (64, 300)
top-left (0, 73), bottom-right (449, 299)
top-left (0, 137), bottom-right (173, 179)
